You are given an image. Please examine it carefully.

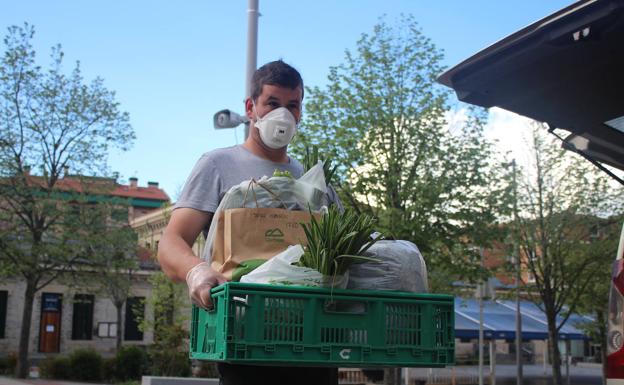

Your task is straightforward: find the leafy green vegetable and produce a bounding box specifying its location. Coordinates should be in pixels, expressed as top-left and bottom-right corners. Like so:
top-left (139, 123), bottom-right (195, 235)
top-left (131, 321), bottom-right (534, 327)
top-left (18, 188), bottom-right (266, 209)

top-left (272, 169), bottom-right (294, 178)
top-left (298, 206), bottom-right (380, 276)
top-left (302, 145), bottom-right (338, 186)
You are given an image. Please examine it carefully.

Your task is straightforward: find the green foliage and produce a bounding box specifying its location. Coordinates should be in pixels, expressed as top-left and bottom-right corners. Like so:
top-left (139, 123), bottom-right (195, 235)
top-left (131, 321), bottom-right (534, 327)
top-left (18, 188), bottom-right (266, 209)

top-left (142, 272), bottom-right (191, 377)
top-left (148, 327), bottom-right (192, 377)
top-left (291, 15), bottom-right (506, 289)
top-left (63, 198), bottom-right (140, 353)
top-left (298, 206), bottom-right (380, 276)
top-left (68, 348), bottom-right (103, 382)
top-left (142, 272), bottom-right (188, 335)
top-left (39, 356), bottom-right (71, 379)
top-left (194, 360), bottom-right (219, 378)
top-left (0, 23), bottom-right (134, 377)
top-left (102, 357), bottom-right (117, 382)
top-left (504, 125), bottom-right (624, 385)
top-left (512, 126), bottom-right (623, 315)
top-left (114, 345), bottom-right (147, 382)
top-left (0, 352), bottom-right (17, 375)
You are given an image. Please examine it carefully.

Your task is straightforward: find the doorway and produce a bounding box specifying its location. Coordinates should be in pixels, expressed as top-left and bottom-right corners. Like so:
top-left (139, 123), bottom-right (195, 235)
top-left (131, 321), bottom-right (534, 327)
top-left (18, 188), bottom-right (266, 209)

top-left (39, 293), bottom-right (62, 353)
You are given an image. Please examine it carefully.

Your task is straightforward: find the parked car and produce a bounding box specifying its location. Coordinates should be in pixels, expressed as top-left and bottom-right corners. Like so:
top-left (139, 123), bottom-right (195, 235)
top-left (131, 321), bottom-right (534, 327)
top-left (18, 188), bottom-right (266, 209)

top-left (436, 0), bottom-right (624, 383)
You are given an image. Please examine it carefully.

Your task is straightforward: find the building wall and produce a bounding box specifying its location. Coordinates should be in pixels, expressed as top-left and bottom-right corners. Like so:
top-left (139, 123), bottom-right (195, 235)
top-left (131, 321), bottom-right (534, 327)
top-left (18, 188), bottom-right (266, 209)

top-left (130, 206), bottom-right (206, 258)
top-left (0, 273), bottom-right (155, 358)
top-left (0, 278), bottom-right (23, 355)
top-left (0, 176), bottom-right (170, 359)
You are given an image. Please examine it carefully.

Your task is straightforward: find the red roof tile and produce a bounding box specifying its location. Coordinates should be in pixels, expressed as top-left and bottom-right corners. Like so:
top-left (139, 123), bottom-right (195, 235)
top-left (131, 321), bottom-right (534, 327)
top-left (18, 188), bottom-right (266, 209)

top-left (20, 175), bottom-right (170, 202)
top-left (112, 185), bottom-right (170, 201)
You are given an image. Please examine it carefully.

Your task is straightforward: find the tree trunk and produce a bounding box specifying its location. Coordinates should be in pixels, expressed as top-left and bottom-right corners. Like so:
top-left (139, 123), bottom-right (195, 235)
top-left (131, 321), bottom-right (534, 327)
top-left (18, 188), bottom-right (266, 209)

top-left (547, 315), bottom-right (563, 385)
top-left (16, 280), bottom-right (37, 378)
top-left (116, 301), bottom-right (123, 352)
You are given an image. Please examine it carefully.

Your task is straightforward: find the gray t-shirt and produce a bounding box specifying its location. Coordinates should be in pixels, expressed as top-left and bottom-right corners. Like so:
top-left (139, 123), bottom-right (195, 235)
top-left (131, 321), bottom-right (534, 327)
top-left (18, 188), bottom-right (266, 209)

top-left (175, 145), bottom-right (341, 213)
top-left (175, 145), bottom-right (303, 213)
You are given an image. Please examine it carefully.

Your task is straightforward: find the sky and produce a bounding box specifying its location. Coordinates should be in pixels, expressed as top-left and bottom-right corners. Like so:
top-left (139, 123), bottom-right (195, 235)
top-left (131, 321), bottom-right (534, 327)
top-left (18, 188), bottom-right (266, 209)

top-left (2, 0), bottom-right (576, 199)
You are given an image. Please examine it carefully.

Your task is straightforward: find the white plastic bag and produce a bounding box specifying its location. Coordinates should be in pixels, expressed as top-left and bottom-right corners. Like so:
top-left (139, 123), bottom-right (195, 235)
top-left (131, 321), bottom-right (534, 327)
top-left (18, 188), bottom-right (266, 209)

top-left (240, 245), bottom-right (347, 288)
top-left (347, 240), bottom-right (428, 293)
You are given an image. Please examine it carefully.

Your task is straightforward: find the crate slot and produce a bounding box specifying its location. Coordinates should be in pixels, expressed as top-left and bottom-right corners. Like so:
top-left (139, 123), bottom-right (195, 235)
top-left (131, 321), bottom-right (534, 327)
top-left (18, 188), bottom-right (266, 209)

top-left (321, 327), bottom-right (368, 344)
top-left (384, 303), bottom-right (421, 346)
top-left (263, 297), bottom-right (304, 342)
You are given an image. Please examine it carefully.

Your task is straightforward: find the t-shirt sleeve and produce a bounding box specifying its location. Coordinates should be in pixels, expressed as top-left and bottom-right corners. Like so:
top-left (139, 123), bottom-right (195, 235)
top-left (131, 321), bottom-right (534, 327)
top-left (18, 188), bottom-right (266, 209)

top-left (174, 154), bottom-right (222, 213)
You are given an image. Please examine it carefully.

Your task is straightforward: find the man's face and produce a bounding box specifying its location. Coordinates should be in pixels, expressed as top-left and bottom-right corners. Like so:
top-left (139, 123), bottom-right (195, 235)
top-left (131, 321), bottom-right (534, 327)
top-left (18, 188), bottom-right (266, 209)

top-left (246, 84), bottom-right (303, 124)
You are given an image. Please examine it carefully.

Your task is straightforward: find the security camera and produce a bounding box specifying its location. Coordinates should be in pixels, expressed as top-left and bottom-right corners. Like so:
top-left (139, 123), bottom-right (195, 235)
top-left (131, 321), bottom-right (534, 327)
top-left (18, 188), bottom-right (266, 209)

top-left (213, 109), bottom-right (249, 129)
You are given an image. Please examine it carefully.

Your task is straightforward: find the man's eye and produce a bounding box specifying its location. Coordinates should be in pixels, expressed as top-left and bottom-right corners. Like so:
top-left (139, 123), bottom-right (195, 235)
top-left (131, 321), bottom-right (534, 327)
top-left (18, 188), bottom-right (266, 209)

top-left (268, 101), bottom-right (280, 107)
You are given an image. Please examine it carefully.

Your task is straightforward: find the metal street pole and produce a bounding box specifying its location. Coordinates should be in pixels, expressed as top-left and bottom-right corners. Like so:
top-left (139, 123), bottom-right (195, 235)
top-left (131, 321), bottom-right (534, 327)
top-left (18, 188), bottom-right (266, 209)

top-left (478, 248), bottom-right (485, 385)
top-left (478, 282), bottom-right (484, 385)
top-left (490, 339), bottom-right (496, 385)
top-left (565, 340), bottom-right (571, 385)
top-left (512, 159), bottom-right (524, 385)
top-left (244, 0), bottom-right (259, 140)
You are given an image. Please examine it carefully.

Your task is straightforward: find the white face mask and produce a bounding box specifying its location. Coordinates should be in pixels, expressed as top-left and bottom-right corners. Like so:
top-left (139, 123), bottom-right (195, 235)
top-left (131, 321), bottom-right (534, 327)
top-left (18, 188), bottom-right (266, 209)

top-left (254, 105), bottom-right (298, 149)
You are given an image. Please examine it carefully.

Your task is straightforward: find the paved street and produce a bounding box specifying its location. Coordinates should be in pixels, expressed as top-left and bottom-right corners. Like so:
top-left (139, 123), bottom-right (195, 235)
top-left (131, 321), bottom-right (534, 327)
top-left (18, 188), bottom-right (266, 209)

top-left (410, 363), bottom-right (602, 385)
top-left (0, 378), bottom-right (108, 385)
top-left (0, 364), bottom-right (603, 385)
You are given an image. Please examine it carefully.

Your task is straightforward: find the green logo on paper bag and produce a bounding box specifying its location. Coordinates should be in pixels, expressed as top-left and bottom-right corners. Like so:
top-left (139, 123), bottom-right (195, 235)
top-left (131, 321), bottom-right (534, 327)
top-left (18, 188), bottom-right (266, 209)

top-left (265, 228), bottom-right (284, 243)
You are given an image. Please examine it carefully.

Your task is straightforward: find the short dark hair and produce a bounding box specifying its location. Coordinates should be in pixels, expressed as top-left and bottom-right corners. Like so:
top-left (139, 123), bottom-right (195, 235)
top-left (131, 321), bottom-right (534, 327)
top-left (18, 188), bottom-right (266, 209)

top-left (251, 60), bottom-right (304, 101)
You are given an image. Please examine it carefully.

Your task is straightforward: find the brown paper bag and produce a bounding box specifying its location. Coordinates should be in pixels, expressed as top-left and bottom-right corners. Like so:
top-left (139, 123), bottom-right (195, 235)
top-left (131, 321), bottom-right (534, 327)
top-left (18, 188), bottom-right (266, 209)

top-left (210, 207), bottom-right (318, 280)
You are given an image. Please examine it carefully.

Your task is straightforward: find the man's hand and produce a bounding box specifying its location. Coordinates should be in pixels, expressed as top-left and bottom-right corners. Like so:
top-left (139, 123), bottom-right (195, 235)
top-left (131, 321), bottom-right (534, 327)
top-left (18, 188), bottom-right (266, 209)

top-left (186, 262), bottom-right (228, 309)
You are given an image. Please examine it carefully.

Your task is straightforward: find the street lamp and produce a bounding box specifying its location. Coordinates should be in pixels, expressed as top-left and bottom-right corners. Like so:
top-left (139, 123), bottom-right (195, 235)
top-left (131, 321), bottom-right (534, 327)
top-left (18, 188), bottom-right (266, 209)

top-left (213, 0), bottom-right (258, 139)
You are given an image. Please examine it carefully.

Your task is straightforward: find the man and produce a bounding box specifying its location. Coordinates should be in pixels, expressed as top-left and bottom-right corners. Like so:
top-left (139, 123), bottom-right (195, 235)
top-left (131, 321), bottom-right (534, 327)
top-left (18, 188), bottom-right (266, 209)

top-left (158, 60), bottom-right (339, 385)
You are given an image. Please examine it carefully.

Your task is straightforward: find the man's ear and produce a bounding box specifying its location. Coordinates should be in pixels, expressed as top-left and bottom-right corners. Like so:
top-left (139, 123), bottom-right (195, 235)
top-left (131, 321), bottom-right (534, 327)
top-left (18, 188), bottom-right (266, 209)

top-left (245, 97), bottom-right (254, 120)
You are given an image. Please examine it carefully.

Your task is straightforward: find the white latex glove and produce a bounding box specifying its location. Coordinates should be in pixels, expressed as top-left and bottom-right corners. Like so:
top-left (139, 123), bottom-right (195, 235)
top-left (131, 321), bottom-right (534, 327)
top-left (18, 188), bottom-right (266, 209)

top-left (185, 262), bottom-right (228, 309)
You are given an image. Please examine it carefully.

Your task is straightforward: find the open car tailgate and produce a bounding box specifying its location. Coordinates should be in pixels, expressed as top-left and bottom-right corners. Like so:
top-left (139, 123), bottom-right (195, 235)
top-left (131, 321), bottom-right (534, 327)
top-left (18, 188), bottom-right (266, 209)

top-left (438, 0), bottom-right (624, 171)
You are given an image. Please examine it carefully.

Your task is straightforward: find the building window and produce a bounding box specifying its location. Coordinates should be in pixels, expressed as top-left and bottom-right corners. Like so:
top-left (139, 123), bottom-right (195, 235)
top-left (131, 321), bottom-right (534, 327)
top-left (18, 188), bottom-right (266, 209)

top-left (0, 291), bottom-right (7, 339)
top-left (71, 294), bottom-right (94, 340)
top-left (124, 297), bottom-right (144, 341)
top-left (97, 322), bottom-right (117, 338)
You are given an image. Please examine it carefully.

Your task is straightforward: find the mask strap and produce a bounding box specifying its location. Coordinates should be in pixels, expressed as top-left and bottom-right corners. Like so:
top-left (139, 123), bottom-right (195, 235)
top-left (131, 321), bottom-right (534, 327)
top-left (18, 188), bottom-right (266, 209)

top-left (252, 100), bottom-right (260, 122)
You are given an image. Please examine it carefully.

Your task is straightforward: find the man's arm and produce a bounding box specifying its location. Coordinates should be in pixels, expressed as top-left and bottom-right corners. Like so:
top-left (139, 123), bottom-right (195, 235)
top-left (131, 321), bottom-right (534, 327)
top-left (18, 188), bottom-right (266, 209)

top-left (158, 208), bottom-right (210, 281)
top-left (158, 207), bottom-right (226, 308)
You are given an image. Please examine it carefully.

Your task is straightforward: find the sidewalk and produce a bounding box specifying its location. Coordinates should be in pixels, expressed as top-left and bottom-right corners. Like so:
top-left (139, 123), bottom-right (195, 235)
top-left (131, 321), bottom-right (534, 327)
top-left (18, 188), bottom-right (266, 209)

top-left (0, 377), bottom-right (108, 385)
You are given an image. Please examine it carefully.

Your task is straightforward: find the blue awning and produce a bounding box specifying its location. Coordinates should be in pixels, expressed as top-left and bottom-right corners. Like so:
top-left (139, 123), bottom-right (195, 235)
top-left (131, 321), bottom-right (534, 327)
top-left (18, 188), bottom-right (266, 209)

top-left (455, 298), bottom-right (588, 341)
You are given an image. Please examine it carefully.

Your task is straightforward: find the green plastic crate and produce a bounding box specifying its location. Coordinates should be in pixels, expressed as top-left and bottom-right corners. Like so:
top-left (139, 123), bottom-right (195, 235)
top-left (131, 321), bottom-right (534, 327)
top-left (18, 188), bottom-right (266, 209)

top-left (190, 282), bottom-right (454, 367)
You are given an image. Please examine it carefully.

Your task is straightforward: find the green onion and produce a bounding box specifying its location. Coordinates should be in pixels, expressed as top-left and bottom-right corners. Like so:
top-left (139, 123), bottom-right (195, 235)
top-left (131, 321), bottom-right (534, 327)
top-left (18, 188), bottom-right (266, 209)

top-left (298, 206), bottom-right (380, 276)
top-left (302, 145), bottom-right (338, 186)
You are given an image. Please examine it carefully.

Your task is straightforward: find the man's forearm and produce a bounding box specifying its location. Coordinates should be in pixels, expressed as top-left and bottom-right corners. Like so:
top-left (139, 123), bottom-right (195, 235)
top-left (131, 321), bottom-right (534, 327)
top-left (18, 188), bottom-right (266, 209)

top-left (157, 232), bottom-right (204, 282)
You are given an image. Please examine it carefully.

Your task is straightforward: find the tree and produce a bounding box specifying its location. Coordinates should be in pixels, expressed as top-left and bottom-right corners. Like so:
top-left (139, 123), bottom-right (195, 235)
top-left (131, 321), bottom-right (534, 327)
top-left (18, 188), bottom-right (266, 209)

top-left (0, 24), bottom-right (133, 378)
top-left (75, 200), bottom-right (140, 352)
top-left (135, 204), bottom-right (194, 376)
top-left (510, 124), bottom-right (623, 385)
top-left (142, 272), bottom-right (193, 377)
top-left (572, 216), bottom-right (621, 383)
top-left (292, 15), bottom-right (507, 291)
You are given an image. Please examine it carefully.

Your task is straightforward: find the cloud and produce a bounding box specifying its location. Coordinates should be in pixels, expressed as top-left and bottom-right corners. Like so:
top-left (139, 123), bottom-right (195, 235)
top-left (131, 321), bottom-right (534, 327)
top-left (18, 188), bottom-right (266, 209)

top-left (484, 107), bottom-right (534, 165)
top-left (444, 108), bottom-right (469, 135)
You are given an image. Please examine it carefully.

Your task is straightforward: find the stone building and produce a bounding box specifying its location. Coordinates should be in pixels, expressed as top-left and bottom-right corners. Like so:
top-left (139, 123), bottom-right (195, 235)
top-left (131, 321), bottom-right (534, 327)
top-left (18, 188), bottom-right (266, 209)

top-left (0, 176), bottom-right (169, 358)
top-left (129, 205), bottom-right (206, 260)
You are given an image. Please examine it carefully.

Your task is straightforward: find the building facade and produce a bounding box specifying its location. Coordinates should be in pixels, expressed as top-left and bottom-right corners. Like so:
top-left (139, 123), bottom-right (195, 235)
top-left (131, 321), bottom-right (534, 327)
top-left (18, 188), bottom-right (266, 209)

top-left (129, 205), bottom-right (206, 260)
top-left (0, 177), bottom-right (169, 358)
